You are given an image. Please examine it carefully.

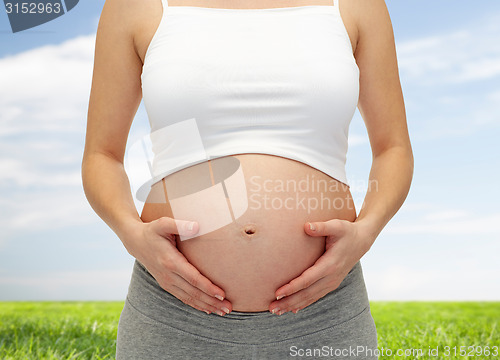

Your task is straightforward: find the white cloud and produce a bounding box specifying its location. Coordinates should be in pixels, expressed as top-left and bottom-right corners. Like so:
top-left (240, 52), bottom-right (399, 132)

top-left (0, 34), bottom-right (95, 135)
top-left (0, 190), bottom-right (102, 252)
top-left (0, 34), bottom-right (154, 255)
top-left (360, 200), bottom-right (500, 300)
top-left (395, 13), bottom-right (500, 137)
top-left (386, 212), bottom-right (500, 235)
top-left (0, 158), bottom-right (82, 187)
top-left (0, 267), bottom-right (134, 301)
top-left (397, 16), bottom-right (500, 84)
top-left (348, 133), bottom-right (369, 147)
top-left (487, 89), bottom-right (500, 102)
top-left (362, 228), bottom-right (500, 300)
top-left (364, 263), bottom-right (500, 301)
top-left (0, 35), bottom-right (96, 187)
top-left (421, 209), bottom-right (469, 221)
top-left (0, 35), bottom-right (99, 245)
top-left (384, 202), bottom-right (500, 236)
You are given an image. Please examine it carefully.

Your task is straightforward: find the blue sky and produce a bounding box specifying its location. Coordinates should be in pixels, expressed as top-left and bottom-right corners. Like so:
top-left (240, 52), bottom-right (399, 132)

top-left (1, 0), bottom-right (499, 301)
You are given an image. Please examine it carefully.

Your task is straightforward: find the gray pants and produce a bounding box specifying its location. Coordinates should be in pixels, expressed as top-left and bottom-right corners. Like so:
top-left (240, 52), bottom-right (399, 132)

top-left (116, 259), bottom-right (378, 359)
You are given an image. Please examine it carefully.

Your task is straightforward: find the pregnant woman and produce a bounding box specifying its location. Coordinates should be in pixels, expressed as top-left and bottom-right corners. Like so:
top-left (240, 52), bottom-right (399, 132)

top-left (82, 0), bottom-right (413, 358)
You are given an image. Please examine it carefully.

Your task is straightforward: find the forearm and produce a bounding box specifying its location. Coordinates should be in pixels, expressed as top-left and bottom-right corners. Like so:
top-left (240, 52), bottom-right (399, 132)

top-left (354, 145), bottom-right (414, 248)
top-left (81, 151), bottom-right (143, 252)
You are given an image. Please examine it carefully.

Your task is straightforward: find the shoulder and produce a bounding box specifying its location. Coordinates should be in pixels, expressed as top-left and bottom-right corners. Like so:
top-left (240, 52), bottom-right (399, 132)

top-left (353, 0), bottom-right (394, 38)
top-left (98, 0), bottom-right (160, 36)
top-left (344, 0), bottom-right (391, 25)
top-left (342, 0), bottom-right (394, 53)
top-left (98, 0), bottom-right (162, 61)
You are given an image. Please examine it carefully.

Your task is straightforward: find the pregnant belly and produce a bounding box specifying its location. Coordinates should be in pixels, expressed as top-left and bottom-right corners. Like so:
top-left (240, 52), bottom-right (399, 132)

top-left (140, 154), bottom-right (357, 311)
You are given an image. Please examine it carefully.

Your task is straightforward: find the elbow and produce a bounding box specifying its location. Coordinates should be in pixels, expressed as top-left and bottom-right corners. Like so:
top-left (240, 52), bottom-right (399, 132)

top-left (81, 148), bottom-right (92, 185)
top-left (81, 152), bottom-right (93, 198)
top-left (80, 148), bottom-right (100, 195)
top-left (408, 145), bottom-right (414, 177)
top-left (400, 143), bottom-right (414, 187)
top-left (373, 141), bottom-right (414, 179)
top-left (398, 142), bottom-right (414, 178)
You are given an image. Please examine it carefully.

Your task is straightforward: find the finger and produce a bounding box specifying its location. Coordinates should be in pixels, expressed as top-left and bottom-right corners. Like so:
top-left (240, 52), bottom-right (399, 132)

top-left (304, 219), bottom-right (346, 238)
top-left (171, 284), bottom-right (231, 316)
top-left (270, 281), bottom-right (329, 315)
top-left (152, 217), bottom-right (199, 239)
top-left (275, 282), bottom-right (331, 314)
top-left (171, 272), bottom-right (232, 314)
top-left (171, 255), bottom-right (227, 305)
top-left (286, 268), bottom-right (351, 314)
top-left (274, 259), bottom-right (327, 300)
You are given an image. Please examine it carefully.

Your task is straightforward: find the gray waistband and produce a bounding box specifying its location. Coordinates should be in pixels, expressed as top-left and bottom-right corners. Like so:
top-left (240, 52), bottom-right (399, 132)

top-left (126, 258), bottom-right (370, 344)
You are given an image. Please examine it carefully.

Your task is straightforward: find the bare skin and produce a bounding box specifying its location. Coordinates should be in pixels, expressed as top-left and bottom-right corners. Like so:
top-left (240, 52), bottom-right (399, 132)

top-left (141, 154), bottom-right (357, 311)
top-left (82, 0), bottom-right (413, 316)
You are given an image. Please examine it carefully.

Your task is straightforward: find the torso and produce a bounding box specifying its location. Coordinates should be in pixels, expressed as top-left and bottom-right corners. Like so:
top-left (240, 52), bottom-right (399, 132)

top-left (134, 0), bottom-right (359, 312)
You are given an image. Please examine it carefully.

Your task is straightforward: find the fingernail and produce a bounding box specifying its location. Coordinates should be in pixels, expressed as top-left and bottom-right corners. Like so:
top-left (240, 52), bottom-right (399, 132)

top-left (204, 310), bottom-right (211, 315)
top-left (271, 307), bottom-right (280, 314)
top-left (294, 309), bottom-right (300, 314)
top-left (214, 294), bottom-right (224, 301)
top-left (216, 310), bottom-right (225, 316)
top-left (309, 222), bottom-right (316, 231)
top-left (276, 295), bottom-right (285, 300)
top-left (187, 222), bottom-right (195, 231)
top-left (278, 310), bottom-right (285, 315)
top-left (221, 307), bottom-right (230, 314)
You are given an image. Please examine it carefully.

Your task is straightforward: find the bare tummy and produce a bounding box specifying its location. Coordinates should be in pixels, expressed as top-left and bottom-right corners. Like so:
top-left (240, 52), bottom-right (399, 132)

top-left (141, 154), bottom-right (356, 311)
top-left (135, 0), bottom-right (359, 312)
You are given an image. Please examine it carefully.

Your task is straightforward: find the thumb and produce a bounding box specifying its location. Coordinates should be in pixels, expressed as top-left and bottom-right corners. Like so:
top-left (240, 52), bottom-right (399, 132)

top-left (304, 219), bottom-right (346, 238)
top-left (152, 217), bottom-right (199, 239)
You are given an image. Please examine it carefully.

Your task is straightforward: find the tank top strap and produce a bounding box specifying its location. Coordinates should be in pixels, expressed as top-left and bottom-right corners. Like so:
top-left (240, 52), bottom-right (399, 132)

top-left (334, 0), bottom-right (341, 16)
top-left (161, 0), bottom-right (168, 9)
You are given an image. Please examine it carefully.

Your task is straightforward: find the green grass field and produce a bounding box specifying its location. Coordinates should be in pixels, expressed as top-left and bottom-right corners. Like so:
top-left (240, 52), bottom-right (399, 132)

top-left (0, 301), bottom-right (498, 359)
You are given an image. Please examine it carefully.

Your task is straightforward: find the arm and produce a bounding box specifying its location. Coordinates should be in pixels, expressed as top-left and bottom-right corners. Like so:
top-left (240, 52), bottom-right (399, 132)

top-left (82, 0), bottom-right (231, 315)
top-left (82, 0), bottom-right (144, 245)
top-left (352, 0), bottom-right (414, 246)
top-left (270, 0), bottom-right (413, 314)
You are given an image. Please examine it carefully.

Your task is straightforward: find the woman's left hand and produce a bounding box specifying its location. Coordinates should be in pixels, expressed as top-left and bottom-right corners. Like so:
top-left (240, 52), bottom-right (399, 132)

top-left (269, 219), bottom-right (374, 315)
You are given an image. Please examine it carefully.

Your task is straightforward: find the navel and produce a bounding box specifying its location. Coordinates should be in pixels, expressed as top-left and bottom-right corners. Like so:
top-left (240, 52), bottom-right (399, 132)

top-left (242, 223), bottom-right (257, 236)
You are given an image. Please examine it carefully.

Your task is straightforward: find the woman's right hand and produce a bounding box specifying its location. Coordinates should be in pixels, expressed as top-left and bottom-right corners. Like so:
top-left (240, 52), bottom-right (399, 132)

top-left (124, 216), bottom-right (232, 316)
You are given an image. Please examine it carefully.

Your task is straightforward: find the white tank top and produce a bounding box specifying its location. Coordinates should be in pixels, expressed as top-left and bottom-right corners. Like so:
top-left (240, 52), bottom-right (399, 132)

top-left (140, 0), bottom-right (359, 190)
